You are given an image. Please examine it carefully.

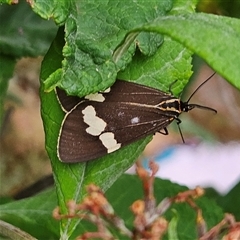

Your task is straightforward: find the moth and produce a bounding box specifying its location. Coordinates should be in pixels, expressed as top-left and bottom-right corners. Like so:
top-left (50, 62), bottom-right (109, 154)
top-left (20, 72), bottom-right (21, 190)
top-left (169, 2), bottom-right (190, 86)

top-left (56, 73), bottom-right (216, 163)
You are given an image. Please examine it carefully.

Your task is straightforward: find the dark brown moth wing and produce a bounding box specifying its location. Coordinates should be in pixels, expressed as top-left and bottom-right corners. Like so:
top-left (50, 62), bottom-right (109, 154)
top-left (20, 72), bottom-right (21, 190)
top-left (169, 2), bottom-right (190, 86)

top-left (102, 80), bottom-right (173, 105)
top-left (56, 75), bottom-right (217, 162)
top-left (57, 100), bottom-right (175, 163)
top-left (97, 101), bottom-right (175, 145)
top-left (57, 106), bottom-right (108, 162)
top-left (57, 80), bottom-right (178, 163)
top-left (56, 88), bottom-right (84, 112)
top-left (56, 80), bottom-right (172, 111)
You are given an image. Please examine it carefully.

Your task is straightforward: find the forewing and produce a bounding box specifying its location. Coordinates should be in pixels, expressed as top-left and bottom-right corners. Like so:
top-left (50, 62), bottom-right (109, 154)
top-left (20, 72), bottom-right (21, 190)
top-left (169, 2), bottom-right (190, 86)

top-left (102, 80), bottom-right (173, 105)
top-left (58, 101), bottom-right (174, 163)
top-left (57, 102), bottom-right (108, 162)
top-left (57, 80), bottom-right (176, 163)
top-left (96, 101), bottom-right (174, 146)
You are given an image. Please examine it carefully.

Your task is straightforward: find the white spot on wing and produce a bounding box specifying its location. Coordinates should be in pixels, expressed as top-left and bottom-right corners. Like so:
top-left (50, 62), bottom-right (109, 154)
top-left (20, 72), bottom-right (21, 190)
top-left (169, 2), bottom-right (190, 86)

top-left (85, 93), bottom-right (105, 102)
top-left (131, 117), bottom-right (139, 124)
top-left (99, 132), bottom-right (121, 153)
top-left (103, 87), bottom-right (111, 93)
top-left (118, 112), bottom-right (124, 117)
top-left (82, 106), bottom-right (106, 136)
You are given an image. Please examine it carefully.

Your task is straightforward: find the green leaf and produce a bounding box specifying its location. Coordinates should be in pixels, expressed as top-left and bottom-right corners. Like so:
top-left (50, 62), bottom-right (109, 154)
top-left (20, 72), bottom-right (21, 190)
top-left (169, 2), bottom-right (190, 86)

top-left (215, 181), bottom-right (240, 221)
top-left (0, 0), bottom-right (12, 4)
top-left (40, 27), bottom-right (152, 238)
top-left (40, 1), bottom-right (196, 238)
top-left (0, 1), bottom-right (57, 57)
top-left (116, 0), bottom-right (195, 95)
top-left (130, 12), bottom-right (240, 90)
top-left (168, 210), bottom-right (179, 240)
top-left (0, 188), bottom-right (59, 239)
top-left (44, 0), bottom-right (173, 97)
top-left (29, 0), bottom-right (70, 25)
top-left (118, 37), bottom-right (192, 95)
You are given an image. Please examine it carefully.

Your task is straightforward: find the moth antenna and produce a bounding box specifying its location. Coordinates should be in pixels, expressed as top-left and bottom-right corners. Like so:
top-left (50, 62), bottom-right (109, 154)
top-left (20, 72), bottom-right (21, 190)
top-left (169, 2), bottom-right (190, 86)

top-left (188, 104), bottom-right (217, 114)
top-left (186, 72), bottom-right (216, 103)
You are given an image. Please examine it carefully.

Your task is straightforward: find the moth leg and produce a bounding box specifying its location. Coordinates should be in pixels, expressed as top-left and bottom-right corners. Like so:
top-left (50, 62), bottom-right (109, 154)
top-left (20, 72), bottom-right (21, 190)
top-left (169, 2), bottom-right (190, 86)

top-left (158, 127), bottom-right (169, 135)
top-left (175, 118), bottom-right (181, 125)
top-left (175, 118), bottom-right (185, 143)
